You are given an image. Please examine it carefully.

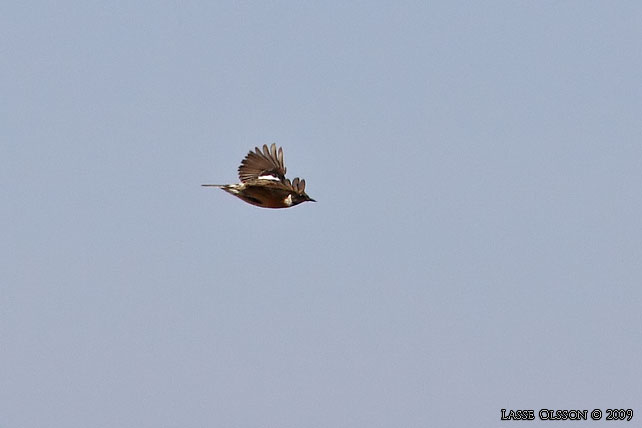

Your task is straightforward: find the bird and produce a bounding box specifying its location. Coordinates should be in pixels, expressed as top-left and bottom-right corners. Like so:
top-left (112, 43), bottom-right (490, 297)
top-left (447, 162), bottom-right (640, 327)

top-left (202, 143), bottom-right (315, 209)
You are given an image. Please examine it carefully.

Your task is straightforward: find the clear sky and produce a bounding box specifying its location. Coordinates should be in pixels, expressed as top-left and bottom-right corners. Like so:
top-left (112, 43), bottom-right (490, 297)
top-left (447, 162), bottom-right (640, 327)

top-left (2, 2), bottom-right (641, 427)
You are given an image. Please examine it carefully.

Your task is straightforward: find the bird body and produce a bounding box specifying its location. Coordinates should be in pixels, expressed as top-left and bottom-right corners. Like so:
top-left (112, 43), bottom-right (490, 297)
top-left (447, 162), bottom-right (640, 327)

top-left (202, 144), bottom-right (315, 209)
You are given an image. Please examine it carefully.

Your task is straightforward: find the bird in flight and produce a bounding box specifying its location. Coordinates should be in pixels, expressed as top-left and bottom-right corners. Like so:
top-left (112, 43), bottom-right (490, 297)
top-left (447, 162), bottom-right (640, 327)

top-left (202, 143), bottom-right (315, 209)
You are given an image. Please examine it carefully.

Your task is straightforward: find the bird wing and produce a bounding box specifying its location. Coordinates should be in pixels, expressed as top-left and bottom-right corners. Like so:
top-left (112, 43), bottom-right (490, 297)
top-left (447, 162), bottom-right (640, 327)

top-left (238, 143), bottom-right (287, 183)
top-left (283, 177), bottom-right (307, 195)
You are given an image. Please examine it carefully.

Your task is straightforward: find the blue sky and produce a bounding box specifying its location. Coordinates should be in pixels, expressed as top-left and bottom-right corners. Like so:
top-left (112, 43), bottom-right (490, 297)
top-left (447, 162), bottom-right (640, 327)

top-left (2, 2), bottom-right (641, 427)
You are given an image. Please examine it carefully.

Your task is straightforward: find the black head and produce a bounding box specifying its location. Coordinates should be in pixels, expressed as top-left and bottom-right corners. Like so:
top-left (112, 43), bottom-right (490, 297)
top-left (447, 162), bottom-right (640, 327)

top-left (292, 192), bottom-right (316, 205)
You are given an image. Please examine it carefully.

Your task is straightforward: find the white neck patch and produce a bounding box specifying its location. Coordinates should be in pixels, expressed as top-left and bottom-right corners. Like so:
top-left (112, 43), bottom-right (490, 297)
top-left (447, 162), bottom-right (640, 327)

top-left (284, 194), bottom-right (293, 206)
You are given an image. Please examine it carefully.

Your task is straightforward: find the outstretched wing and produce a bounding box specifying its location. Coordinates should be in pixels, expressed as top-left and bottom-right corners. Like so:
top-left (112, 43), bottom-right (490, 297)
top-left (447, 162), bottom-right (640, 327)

top-left (238, 143), bottom-right (287, 183)
top-left (283, 177), bottom-right (307, 195)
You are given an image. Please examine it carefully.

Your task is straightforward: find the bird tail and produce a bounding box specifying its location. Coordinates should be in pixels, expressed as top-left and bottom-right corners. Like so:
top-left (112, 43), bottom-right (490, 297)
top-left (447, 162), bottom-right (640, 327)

top-left (202, 183), bottom-right (241, 197)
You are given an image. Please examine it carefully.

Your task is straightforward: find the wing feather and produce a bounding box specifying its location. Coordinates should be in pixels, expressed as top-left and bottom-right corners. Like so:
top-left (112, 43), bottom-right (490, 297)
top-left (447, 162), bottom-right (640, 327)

top-left (238, 143), bottom-right (287, 182)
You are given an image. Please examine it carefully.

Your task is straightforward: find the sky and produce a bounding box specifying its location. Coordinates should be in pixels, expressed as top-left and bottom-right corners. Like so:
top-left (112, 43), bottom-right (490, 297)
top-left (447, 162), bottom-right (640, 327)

top-left (2, 1), bottom-right (642, 427)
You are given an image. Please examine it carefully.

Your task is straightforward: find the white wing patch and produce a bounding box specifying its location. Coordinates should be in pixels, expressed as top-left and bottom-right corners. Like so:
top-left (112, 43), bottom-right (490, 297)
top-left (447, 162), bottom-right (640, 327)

top-left (258, 174), bottom-right (280, 181)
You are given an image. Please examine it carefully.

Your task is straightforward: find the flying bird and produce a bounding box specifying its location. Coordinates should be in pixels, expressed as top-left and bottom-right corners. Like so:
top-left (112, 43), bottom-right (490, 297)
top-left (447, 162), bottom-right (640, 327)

top-left (202, 144), bottom-right (315, 208)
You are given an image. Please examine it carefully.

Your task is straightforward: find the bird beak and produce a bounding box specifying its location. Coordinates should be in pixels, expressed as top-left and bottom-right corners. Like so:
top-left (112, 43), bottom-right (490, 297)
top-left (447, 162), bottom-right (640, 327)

top-left (308, 197), bottom-right (316, 202)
